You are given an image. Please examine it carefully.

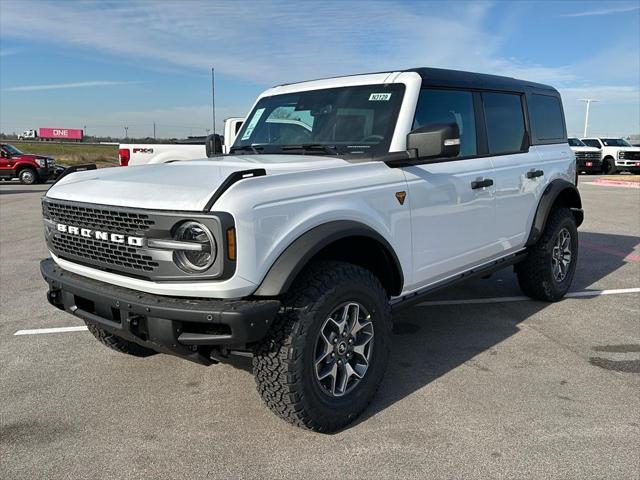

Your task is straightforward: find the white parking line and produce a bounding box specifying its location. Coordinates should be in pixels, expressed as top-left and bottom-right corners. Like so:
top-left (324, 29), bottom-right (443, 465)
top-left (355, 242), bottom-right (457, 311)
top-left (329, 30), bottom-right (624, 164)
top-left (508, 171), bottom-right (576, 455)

top-left (12, 287), bottom-right (640, 336)
top-left (14, 326), bottom-right (88, 336)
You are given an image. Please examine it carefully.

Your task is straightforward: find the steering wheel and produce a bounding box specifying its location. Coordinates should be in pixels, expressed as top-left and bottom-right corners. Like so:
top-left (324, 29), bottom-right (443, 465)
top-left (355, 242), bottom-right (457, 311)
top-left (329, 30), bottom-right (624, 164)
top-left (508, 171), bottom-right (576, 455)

top-left (361, 135), bottom-right (384, 143)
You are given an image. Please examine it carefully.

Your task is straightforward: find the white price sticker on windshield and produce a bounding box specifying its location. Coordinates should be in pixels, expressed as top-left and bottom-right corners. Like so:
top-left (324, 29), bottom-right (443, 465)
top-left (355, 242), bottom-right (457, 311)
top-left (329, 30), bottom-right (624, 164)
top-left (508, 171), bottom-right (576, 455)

top-left (241, 108), bottom-right (265, 140)
top-left (369, 93), bottom-right (392, 101)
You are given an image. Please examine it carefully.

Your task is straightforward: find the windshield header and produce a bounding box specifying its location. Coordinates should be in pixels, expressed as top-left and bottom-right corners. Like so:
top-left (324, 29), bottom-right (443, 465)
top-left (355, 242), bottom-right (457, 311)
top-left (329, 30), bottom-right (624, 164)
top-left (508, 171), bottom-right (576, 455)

top-left (232, 84), bottom-right (406, 158)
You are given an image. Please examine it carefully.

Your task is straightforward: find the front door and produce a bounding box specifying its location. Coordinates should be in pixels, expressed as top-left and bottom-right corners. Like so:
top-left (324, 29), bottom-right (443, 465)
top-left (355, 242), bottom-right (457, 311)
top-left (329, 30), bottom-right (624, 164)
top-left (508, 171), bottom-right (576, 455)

top-left (403, 88), bottom-right (499, 290)
top-left (0, 147), bottom-right (14, 178)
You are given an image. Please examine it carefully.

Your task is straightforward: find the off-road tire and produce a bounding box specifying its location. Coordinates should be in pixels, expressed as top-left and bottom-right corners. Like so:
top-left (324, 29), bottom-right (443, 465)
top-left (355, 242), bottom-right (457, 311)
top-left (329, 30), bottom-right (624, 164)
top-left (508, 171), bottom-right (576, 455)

top-left (253, 261), bottom-right (392, 433)
top-left (602, 156), bottom-right (617, 175)
top-left (18, 168), bottom-right (38, 185)
top-left (516, 207), bottom-right (578, 301)
top-left (85, 321), bottom-right (157, 357)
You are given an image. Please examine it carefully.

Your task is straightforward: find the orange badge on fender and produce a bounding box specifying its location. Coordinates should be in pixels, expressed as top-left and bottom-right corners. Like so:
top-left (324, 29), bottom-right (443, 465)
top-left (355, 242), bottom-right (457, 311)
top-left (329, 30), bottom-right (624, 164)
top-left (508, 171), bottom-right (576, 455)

top-left (395, 191), bottom-right (406, 205)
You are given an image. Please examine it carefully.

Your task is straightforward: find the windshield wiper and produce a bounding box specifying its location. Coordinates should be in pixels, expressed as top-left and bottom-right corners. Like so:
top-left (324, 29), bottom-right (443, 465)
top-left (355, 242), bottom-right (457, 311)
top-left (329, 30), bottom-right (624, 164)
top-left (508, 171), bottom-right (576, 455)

top-left (229, 145), bottom-right (264, 154)
top-left (280, 144), bottom-right (339, 155)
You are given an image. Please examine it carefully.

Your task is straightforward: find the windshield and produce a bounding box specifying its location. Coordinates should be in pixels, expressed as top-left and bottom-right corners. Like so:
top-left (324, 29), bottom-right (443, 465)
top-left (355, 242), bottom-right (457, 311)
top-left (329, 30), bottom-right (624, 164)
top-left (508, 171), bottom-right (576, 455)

top-left (602, 138), bottom-right (632, 147)
top-left (568, 138), bottom-right (585, 147)
top-left (232, 84), bottom-right (405, 157)
top-left (2, 144), bottom-right (23, 155)
top-left (582, 139), bottom-right (601, 148)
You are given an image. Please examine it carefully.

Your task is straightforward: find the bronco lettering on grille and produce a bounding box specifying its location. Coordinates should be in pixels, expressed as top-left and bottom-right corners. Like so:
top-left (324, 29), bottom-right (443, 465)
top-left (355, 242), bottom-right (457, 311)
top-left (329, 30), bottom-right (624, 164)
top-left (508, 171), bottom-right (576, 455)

top-left (56, 223), bottom-right (144, 247)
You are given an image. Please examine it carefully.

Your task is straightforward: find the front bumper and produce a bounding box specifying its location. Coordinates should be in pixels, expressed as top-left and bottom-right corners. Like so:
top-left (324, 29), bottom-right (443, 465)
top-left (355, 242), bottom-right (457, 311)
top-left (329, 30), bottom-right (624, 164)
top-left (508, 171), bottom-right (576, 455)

top-left (37, 166), bottom-right (54, 180)
top-left (576, 160), bottom-right (602, 171)
top-left (41, 258), bottom-right (280, 364)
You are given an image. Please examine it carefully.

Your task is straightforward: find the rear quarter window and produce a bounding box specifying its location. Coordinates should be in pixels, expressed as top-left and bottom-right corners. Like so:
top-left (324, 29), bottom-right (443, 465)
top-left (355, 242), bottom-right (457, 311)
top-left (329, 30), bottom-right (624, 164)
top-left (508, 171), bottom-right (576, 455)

top-left (529, 94), bottom-right (566, 143)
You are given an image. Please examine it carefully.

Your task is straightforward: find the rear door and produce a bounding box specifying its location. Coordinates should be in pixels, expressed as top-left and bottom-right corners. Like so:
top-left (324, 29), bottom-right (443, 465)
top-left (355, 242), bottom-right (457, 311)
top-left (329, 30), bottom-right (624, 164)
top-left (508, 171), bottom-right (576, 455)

top-left (483, 91), bottom-right (547, 252)
top-left (403, 88), bottom-right (499, 289)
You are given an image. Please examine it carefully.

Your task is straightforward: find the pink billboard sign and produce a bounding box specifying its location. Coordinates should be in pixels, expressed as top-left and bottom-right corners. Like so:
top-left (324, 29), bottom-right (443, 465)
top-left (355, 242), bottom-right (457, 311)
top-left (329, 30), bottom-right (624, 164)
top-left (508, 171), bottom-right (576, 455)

top-left (39, 128), bottom-right (83, 140)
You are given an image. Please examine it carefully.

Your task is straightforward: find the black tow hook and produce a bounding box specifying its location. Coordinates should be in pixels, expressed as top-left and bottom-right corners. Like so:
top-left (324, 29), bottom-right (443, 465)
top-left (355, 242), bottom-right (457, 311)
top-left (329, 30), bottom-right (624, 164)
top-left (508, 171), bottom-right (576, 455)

top-left (47, 289), bottom-right (65, 310)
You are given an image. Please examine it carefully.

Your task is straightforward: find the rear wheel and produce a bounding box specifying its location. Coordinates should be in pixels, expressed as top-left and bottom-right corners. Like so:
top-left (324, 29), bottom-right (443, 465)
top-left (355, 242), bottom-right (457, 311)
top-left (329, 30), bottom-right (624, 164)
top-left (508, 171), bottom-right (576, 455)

top-left (18, 168), bottom-right (38, 185)
top-left (85, 321), bottom-right (157, 357)
top-left (516, 207), bottom-right (578, 301)
top-left (253, 261), bottom-right (391, 432)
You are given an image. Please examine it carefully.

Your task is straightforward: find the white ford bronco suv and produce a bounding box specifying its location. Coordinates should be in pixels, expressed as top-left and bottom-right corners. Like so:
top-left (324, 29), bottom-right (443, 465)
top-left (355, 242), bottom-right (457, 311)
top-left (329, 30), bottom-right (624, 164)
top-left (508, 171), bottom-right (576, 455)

top-left (41, 68), bottom-right (583, 432)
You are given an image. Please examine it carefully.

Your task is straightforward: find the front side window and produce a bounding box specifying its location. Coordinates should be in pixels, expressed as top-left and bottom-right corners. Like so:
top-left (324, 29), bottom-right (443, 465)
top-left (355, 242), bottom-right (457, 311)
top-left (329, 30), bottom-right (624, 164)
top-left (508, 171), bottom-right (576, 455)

top-left (582, 139), bottom-right (601, 148)
top-left (529, 94), bottom-right (565, 141)
top-left (2, 144), bottom-right (22, 155)
top-left (232, 84), bottom-right (405, 157)
top-left (413, 89), bottom-right (477, 157)
top-left (482, 92), bottom-right (526, 155)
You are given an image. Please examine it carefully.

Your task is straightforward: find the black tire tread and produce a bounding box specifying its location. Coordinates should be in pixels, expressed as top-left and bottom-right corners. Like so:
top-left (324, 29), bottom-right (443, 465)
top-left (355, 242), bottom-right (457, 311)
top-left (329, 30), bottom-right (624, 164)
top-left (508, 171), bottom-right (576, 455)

top-left (517, 207), bottom-right (577, 301)
top-left (253, 261), bottom-right (391, 432)
top-left (85, 321), bottom-right (157, 357)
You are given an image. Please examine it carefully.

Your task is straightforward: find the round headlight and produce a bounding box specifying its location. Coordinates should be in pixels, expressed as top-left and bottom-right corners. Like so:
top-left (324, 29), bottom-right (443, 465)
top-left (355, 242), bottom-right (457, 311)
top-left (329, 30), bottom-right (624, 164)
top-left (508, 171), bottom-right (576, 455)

top-left (173, 221), bottom-right (217, 273)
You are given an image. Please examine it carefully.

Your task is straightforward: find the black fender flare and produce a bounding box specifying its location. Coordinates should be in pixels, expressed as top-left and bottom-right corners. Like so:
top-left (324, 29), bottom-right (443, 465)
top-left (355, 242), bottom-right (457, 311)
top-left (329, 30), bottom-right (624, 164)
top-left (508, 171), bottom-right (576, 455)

top-left (253, 220), bottom-right (404, 297)
top-left (525, 179), bottom-right (583, 247)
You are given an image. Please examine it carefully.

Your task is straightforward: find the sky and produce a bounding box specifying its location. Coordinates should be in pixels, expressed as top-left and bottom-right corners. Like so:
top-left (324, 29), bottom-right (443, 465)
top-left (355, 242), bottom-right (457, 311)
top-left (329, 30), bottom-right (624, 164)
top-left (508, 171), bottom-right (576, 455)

top-left (0, 0), bottom-right (638, 139)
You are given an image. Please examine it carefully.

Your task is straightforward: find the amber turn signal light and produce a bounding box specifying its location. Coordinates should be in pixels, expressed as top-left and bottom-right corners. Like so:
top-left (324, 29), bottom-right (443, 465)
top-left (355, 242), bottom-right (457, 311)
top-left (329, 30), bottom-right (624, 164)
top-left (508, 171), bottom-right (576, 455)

top-left (226, 228), bottom-right (236, 261)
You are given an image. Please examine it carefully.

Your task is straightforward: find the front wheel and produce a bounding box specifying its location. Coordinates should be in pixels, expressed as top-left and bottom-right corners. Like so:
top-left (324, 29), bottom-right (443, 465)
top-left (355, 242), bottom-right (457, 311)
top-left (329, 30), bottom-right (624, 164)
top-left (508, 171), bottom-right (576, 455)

top-left (18, 168), bottom-right (38, 185)
top-left (516, 207), bottom-right (578, 301)
top-left (253, 261), bottom-right (391, 432)
top-left (602, 156), bottom-right (617, 175)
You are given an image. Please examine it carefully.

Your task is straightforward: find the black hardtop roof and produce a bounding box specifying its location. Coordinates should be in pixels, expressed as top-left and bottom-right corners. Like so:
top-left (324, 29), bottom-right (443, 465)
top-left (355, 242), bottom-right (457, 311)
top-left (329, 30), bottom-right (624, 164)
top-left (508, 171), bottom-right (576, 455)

top-left (276, 67), bottom-right (558, 94)
top-left (408, 67), bottom-right (558, 93)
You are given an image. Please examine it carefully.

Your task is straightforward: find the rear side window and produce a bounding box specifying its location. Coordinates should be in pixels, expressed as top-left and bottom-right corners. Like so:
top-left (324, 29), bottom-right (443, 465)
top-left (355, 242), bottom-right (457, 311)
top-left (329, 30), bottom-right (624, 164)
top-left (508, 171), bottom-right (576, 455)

top-left (413, 89), bottom-right (477, 157)
top-left (529, 94), bottom-right (565, 142)
top-left (482, 92), bottom-right (526, 155)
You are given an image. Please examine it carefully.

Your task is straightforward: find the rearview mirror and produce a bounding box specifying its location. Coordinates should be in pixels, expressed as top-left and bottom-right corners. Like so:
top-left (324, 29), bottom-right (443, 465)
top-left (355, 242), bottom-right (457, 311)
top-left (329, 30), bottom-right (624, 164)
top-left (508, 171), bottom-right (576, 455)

top-left (406, 122), bottom-right (460, 160)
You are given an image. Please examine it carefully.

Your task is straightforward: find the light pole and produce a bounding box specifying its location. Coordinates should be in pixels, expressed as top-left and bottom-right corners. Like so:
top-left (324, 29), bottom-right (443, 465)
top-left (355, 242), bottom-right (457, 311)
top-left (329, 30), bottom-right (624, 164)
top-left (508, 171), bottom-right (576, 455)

top-left (579, 99), bottom-right (599, 137)
top-left (124, 125), bottom-right (129, 139)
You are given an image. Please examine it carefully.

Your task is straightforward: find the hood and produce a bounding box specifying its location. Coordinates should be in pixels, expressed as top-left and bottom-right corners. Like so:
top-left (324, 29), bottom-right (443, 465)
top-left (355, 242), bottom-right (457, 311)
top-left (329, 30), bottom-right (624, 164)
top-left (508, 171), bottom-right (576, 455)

top-left (15, 153), bottom-right (51, 161)
top-left (46, 154), bottom-right (350, 211)
top-left (569, 146), bottom-right (600, 152)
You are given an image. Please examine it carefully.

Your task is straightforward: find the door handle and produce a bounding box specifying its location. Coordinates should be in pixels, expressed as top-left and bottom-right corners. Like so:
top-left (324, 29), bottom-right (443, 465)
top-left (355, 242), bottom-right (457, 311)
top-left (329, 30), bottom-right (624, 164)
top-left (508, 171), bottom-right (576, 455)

top-left (526, 169), bottom-right (544, 179)
top-left (471, 178), bottom-right (494, 189)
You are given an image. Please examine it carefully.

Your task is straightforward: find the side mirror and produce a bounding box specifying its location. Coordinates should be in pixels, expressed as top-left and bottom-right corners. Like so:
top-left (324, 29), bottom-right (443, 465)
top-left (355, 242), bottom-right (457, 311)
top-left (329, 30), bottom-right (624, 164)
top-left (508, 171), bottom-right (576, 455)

top-left (0, 151), bottom-right (8, 158)
top-left (205, 134), bottom-right (223, 157)
top-left (406, 122), bottom-right (460, 161)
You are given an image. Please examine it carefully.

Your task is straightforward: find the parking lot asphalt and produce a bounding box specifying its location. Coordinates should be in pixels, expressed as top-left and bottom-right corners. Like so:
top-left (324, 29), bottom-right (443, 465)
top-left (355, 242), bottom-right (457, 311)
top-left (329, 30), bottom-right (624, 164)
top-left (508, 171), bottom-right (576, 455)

top-left (1, 176), bottom-right (639, 480)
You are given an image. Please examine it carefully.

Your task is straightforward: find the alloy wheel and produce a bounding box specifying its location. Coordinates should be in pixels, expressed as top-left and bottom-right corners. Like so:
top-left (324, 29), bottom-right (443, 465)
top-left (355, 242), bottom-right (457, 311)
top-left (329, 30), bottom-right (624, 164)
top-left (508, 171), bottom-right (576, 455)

top-left (314, 302), bottom-right (374, 397)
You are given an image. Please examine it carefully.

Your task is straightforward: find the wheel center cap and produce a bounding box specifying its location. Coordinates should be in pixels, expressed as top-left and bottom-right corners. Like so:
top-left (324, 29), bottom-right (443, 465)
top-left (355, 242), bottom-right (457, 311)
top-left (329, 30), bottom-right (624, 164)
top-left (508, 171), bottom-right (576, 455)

top-left (337, 342), bottom-right (348, 355)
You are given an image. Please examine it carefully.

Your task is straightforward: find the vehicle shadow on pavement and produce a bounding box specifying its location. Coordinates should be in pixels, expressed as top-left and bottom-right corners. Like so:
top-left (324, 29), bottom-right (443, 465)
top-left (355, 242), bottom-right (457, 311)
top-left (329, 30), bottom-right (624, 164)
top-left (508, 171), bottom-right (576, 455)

top-left (166, 229), bottom-right (639, 431)
top-left (0, 189), bottom-right (47, 195)
top-left (350, 229), bottom-right (639, 429)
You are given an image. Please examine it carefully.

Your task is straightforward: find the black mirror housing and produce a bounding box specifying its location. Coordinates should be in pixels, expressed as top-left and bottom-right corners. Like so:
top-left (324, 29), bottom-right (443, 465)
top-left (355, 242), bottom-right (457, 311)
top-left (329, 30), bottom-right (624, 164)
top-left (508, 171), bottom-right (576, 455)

top-left (205, 134), bottom-right (223, 157)
top-left (406, 122), bottom-right (460, 161)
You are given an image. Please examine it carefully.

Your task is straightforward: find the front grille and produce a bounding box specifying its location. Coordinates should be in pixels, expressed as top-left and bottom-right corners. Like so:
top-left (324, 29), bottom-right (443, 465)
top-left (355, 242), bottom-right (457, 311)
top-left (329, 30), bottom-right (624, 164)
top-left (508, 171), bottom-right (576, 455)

top-left (44, 201), bottom-right (155, 234)
top-left (574, 151), bottom-right (601, 161)
top-left (44, 200), bottom-right (159, 275)
top-left (51, 233), bottom-right (159, 272)
top-left (622, 151), bottom-right (640, 160)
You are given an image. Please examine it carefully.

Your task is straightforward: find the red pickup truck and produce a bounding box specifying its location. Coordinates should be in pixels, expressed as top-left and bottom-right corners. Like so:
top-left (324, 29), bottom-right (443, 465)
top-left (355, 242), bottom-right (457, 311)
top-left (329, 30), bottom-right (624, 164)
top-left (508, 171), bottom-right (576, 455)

top-left (0, 143), bottom-right (56, 184)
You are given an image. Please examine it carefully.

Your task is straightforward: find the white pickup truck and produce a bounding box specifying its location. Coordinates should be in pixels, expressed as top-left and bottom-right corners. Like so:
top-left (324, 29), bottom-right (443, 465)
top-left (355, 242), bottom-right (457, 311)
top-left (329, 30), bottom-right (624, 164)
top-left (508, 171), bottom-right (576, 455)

top-left (580, 137), bottom-right (640, 174)
top-left (119, 117), bottom-right (244, 166)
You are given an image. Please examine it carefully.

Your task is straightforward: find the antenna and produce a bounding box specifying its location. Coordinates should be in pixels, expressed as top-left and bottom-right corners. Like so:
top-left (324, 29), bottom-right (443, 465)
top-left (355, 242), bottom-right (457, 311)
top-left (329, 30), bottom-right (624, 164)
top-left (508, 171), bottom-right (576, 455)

top-left (211, 67), bottom-right (216, 138)
top-left (578, 99), bottom-right (599, 137)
